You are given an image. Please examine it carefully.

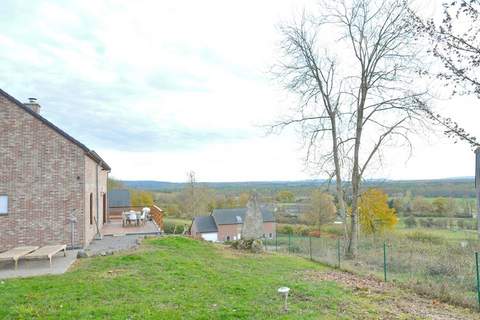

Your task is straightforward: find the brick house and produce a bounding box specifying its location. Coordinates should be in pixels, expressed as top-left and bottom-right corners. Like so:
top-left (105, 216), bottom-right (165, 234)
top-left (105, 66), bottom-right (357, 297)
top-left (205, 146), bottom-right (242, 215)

top-left (0, 88), bottom-right (111, 250)
top-left (191, 208), bottom-right (276, 242)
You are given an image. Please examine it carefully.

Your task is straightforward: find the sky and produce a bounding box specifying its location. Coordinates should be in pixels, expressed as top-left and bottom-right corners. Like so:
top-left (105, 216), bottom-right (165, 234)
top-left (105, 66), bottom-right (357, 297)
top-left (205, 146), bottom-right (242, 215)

top-left (0, 0), bottom-right (478, 182)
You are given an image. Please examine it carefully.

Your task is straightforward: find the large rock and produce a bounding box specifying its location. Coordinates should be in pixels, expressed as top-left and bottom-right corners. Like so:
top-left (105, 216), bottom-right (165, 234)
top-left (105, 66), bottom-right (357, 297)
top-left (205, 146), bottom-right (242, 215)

top-left (241, 192), bottom-right (264, 240)
top-left (77, 250), bottom-right (89, 258)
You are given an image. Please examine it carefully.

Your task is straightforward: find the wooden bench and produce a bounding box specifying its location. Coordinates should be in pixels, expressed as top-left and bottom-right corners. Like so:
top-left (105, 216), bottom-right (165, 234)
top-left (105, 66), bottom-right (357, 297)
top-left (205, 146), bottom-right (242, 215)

top-left (24, 245), bottom-right (67, 268)
top-left (0, 246), bottom-right (39, 270)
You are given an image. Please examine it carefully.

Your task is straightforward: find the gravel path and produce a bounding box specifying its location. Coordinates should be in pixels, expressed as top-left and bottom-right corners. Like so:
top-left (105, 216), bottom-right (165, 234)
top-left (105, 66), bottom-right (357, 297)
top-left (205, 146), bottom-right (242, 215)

top-left (86, 234), bottom-right (158, 256)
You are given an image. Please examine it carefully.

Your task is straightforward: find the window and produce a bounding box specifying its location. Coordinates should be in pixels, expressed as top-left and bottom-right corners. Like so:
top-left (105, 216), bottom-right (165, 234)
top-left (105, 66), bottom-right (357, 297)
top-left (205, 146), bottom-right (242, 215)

top-left (269, 233), bottom-right (273, 239)
top-left (0, 195), bottom-right (8, 215)
top-left (89, 193), bottom-right (93, 225)
top-left (226, 236), bottom-right (231, 241)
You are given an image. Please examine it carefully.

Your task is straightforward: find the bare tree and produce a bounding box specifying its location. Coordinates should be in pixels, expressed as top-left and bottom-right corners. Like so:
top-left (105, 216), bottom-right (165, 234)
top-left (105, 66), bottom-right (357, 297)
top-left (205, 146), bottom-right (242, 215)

top-left (409, 1), bottom-right (480, 238)
top-left (409, 1), bottom-right (480, 148)
top-left (410, 1), bottom-right (480, 98)
top-left (271, 14), bottom-right (350, 244)
top-left (273, 0), bottom-right (430, 256)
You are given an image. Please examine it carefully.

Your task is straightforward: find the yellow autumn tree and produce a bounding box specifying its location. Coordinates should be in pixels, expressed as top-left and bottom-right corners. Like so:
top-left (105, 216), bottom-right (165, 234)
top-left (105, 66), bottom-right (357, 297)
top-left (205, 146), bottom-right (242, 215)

top-left (131, 190), bottom-right (154, 207)
top-left (359, 188), bottom-right (397, 235)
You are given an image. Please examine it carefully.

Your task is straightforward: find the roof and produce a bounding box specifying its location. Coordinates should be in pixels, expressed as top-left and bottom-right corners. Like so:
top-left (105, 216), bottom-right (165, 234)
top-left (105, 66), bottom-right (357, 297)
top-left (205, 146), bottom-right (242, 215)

top-left (193, 215), bottom-right (218, 233)
top-left (212, 207), bottom-right (275, 225)
top-left (0, 88), bottom-right (111, 171)
top-left (108, 189), bottom-right (131, 208)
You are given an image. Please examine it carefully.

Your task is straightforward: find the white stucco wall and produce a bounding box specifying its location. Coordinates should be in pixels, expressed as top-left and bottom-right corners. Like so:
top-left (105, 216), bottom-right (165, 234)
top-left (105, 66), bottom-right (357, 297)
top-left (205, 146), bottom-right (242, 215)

top-left (201, 232), bottom-right (218, 242)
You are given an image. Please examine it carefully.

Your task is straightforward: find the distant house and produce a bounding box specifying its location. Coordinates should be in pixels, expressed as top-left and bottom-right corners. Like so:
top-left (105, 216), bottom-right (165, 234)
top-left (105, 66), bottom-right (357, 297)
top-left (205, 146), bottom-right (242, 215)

top-left (0, 89), bottom-right (110, 250)
top-left (191, 208), bottom-right (276, 242)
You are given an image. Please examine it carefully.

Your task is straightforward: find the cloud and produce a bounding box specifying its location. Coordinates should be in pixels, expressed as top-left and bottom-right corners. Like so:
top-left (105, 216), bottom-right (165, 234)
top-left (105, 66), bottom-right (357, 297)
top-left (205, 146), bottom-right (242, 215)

top-left (0, 0), bottom-right (479, 181)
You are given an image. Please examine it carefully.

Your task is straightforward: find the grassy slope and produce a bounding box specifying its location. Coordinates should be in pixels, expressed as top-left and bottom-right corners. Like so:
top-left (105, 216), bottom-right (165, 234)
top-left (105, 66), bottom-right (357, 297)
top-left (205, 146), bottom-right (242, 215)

top-left (0, 237), bottom-right (472, 319)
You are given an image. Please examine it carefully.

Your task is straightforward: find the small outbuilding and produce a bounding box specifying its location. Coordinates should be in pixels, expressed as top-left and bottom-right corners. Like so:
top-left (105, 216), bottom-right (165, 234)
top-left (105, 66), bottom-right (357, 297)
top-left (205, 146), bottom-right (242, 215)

top-left (191, 207), bottom-right (276, 242)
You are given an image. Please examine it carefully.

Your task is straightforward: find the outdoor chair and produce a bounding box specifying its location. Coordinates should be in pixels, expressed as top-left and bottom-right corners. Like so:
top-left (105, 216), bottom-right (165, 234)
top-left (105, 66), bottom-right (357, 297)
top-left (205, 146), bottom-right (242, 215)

top-left (138, 211), bottom-right (146, 225)
top-left (142, 207), bottom-right (151, 221)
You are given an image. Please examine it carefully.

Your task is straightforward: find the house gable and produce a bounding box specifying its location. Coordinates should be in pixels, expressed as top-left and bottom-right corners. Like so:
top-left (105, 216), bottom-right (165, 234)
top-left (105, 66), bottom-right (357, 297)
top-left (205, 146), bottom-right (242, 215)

top-left (0, 88), bottom-right (110, 171)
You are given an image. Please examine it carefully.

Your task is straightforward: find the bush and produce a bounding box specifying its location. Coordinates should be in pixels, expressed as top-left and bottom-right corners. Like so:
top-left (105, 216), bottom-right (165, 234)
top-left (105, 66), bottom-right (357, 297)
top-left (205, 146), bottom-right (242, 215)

top-left (457, 219), bottom-right (464, 229)
top-left (230, 239), bottom-right (263, 253)
top-left (277, 224), bottom-right (294, 235)
top-left (321, 224), bottom-right (344, 236)
top-left (404, 216), bottom-right (417, 228)
top-left (418, 218), bottom-right (434, 228)
top-left (163, 221), bottom-right (185, 234)
top-left (308, 230), bottom-right (322, 238)
top-left (431, 219), bottom-right (447, 229)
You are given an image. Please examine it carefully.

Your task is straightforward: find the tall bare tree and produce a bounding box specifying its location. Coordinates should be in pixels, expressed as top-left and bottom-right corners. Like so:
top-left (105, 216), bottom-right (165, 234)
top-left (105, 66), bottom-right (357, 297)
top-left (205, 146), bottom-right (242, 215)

top-left (273, 0), bottom-right (430, 256)
top-left (272, 14), bottom-right (350, 244)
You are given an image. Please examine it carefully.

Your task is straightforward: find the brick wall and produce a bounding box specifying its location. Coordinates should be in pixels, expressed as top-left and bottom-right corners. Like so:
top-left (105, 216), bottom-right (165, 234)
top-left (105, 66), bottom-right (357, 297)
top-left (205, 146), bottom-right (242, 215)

top-left (217, 222), bottom-right (276, 241)
top-left (217, 224), bottom-right (242, 241)
top-left (263, 222), bottom-right (276, 239)
top-left (0, 94), bottom-right (106, 250)
top-left (83, 156), bottom-right (108, 245)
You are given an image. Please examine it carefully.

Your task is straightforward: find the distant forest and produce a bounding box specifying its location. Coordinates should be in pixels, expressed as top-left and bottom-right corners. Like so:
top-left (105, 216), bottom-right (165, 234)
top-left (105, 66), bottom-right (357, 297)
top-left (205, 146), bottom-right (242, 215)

top-left (123, 177), bottom-right (477, 198)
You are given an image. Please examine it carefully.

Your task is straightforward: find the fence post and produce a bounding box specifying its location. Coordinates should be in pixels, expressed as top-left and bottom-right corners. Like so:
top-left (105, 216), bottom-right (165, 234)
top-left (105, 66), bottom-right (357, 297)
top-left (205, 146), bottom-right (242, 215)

top-left (309, 236), bottom-right (312, 260)
top-left (337, 238), bottom-right (341, 269)
top-left (383, 242), bottom-right (387, 282)
top-left (275, 235), bottom-right (278, 252)
top-left (476, 252), bottom-right (480, 309)
top-left (288, 233), bottom-right (291, 253)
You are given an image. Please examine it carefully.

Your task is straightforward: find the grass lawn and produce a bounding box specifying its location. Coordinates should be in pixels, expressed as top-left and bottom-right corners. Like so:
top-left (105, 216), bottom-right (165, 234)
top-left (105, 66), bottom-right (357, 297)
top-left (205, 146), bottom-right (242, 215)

top-left (393, 226), bottom-right (478, 241)
top-left (0, 237), bottom-right (476, 319)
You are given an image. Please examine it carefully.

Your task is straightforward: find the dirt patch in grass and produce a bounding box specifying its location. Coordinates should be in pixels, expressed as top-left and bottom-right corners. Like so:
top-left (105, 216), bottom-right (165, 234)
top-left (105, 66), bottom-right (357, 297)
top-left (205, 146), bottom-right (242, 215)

top-left (301, 270), bottom-right (478, 320)
top-left (103, 269), bottom-right (129, 278)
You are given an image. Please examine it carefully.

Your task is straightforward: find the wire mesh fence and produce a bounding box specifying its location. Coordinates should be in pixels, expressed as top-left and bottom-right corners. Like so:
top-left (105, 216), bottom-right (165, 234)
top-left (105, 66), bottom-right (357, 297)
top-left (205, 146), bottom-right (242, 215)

top-left (265, 233), bottom-right (480, 310)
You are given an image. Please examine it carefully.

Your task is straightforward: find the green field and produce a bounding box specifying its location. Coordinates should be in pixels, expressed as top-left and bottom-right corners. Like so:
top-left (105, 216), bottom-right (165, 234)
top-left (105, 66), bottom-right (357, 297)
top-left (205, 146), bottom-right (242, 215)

top-left (1, 237), bottom-right (476, 319)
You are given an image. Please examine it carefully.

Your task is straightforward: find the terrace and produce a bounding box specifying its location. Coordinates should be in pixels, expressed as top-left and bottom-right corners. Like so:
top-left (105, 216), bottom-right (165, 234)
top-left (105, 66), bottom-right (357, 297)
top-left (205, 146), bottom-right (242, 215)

top-left (103, 205), bottom-right (164, 237)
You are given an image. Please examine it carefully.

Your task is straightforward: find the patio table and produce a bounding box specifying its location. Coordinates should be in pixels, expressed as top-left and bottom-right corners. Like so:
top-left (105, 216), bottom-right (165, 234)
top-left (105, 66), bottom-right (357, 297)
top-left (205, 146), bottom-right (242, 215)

top-left (122, 211), bottom-right (141, 227)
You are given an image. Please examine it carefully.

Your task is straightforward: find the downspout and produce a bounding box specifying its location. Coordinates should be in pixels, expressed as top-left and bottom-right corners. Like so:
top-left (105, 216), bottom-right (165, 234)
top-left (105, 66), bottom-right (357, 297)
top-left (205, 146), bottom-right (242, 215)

top-left (94, 161), bottom-right (102, 239)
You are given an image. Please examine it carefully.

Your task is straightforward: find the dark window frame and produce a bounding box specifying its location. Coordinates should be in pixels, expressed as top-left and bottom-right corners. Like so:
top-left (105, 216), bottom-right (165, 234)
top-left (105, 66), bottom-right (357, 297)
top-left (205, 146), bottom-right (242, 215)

top-left (89, 193), bottom-right (93, 225)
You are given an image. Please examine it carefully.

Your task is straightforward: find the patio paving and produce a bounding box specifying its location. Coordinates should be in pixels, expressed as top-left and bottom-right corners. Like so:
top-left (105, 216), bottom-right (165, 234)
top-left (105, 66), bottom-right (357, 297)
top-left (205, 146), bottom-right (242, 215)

top-left (102, 220), bottom-right (160, 236)
top-left (0, 249), bottom-right (78, 280)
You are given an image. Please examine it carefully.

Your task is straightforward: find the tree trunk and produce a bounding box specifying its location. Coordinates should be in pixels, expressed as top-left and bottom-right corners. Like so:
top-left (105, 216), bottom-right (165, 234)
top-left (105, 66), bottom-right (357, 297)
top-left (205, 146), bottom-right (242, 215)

top-left (347, 83), bottom-right (366, 257)
top-left (330, 117), bottom-right (348, 244)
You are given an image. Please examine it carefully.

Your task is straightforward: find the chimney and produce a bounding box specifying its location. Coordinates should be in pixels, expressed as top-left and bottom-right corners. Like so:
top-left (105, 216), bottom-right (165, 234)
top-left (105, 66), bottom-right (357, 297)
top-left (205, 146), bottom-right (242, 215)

top-left (24, 97), bottom-right (41, 114)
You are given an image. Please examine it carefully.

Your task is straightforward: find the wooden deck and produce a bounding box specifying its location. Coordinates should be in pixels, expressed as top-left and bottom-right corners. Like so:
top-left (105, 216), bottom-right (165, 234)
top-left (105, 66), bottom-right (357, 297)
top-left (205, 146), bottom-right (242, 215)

top-left (102, 221), bottom-right (160, 236)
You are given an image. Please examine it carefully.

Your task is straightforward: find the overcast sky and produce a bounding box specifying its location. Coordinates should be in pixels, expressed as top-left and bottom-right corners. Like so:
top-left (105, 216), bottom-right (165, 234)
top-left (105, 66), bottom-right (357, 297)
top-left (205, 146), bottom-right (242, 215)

top-left (1, 0), bottom-right (478, 182)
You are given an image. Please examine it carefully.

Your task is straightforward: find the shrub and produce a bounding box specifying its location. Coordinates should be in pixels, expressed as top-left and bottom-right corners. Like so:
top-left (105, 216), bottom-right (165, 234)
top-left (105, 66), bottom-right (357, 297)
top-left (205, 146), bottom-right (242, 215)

top-left (431, 219), bottom-right (447, 229)
top-left (418, 218), bottom-right (434, 228)
top-left (277, 224), bottom-right (294, 235)
top-left (230, 239), bottom-right (263, 253)
top-left (321, 224), bottom-right (344, 236)
top-left (163, 221), bottom-right (185, 234)
top-left (404, 216), bottom-right (417, 228)
top-left (308, 230), bottom-right (322, 238)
